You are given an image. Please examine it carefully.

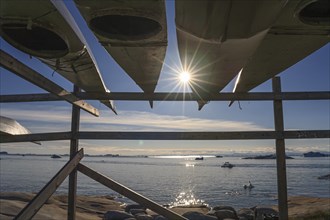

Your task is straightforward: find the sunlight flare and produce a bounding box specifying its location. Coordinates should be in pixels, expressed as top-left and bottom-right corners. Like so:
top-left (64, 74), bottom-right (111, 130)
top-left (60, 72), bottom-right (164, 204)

top-left (179, 71), bottom-right (191, 84)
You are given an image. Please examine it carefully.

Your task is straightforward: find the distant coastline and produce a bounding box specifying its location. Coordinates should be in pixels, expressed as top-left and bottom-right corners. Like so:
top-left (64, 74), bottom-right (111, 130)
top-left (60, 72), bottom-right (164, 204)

top-left (242, 154), bottom-right (294, 159)
top-left (0, 151), bottom-right (148, 158)
top-left (303, 151), bottom-right (330, 157)
top-left (1, 151), bottom-right (329, 159)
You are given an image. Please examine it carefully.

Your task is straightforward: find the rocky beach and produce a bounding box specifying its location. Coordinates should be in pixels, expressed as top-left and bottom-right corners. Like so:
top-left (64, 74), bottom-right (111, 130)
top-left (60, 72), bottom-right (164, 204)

top-left (0, 192), bottom-right (329, 220)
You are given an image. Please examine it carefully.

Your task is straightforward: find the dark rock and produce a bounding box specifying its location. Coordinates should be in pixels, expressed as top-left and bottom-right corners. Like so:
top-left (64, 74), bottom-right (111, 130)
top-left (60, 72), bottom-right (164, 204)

top-left (212, 205), bottom-right (237, 213)
top-left (134, 213), bottom-right (153, 220)
top-left (195, 157), bottom-right (204, 160)
top-left (51, 154), bottom-right (61, 159)
top-left (237, 208), bottom-right (254, 220)
top-left (318, 174), bottom-right (330, 180)
top-left (153, 215), bottom-right (167, 220)
top-left (303, 151), bottom-right (329, 157)
top-left (209, 205), bottom-right (238, 219)
top-left (183, 211), bottom-right (218, 220)
top-left (125, 204), bottom-right (146, 213)
top-left (254, 207), bottom-right (278, 220)
top-left (104, 210), bottom-right (135, 220)
top-left (129, 209), bottom-right (147, 215)
top-left (211, 210), bottom-right (238, 220)
top-left (242, 154), bottom-right (293, 159)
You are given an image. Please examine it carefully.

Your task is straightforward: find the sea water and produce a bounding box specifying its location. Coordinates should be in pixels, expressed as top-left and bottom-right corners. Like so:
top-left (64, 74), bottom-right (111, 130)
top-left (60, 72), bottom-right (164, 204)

top-left (0, 155), bottom-right (329, 209)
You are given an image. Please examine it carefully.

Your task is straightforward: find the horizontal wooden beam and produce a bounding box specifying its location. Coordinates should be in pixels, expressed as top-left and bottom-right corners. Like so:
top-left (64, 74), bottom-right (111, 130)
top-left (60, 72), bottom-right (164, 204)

top-left (284, 130), bottom-right (330, 139)
top-left (78, 163), bottom-right (187, 220)
top-left (78, 130), bottom-right (330, 140)
top-left (0, 132), bottom-right (72, 143)
top-left (78, 91), bottom-right (330, 101)
top-left (1, 130), bottom-right (328, 143)
top-left (1, 92), bottom-right (329, 102)
top-left (78, 131), bottom-right (279, 140)
top-left (0, 50), bottom-right (99, 116)
top-left (14, 149), bottom-right (84, 220)
top-left (0, 93), bottom-right (60, 102)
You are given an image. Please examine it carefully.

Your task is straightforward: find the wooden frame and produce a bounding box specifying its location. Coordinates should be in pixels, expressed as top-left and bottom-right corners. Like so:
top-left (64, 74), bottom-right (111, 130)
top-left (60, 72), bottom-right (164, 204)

top-left (1, 47), bottom-right (329, 220)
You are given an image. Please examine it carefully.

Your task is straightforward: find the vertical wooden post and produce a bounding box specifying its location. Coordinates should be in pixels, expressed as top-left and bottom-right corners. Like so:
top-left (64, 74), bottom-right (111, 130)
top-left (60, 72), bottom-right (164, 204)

top-left (68, 85), bottom-right (81, 220)
top-left (272, 77), bottom-right (288, 220)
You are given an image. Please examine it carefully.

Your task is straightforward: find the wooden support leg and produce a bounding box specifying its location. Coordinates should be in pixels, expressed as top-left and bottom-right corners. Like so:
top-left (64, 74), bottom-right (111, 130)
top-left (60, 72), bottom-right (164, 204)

top-left (68, 85), bottom-right (81, 220)
top-left (272, 77), bottom-right (289, 220)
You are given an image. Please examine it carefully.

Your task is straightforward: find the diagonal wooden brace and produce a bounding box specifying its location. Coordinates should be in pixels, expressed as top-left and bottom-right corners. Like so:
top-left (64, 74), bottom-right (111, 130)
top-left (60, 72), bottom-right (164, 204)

top-left (14, 149), bottom-right (84, 220)
top-left (78, 163), bottom-right (188, 220)
top-left (0, 50), bottom-right (99, 117)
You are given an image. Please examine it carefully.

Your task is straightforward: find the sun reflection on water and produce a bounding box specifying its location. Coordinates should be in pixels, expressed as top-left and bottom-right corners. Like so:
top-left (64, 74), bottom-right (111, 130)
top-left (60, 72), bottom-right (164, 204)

top-left (169, 190), bottom-right (208, 207)
top-left (185, 163), bottom-right (195, 167)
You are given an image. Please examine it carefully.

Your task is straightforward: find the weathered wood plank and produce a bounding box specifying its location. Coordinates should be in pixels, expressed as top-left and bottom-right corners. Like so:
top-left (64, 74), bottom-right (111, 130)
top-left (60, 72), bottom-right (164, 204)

top-left (68, 86), bottom-right (81, 220)
top-left (1, 92), bottom-right (329, 102)
top-left (77, 130), bottom-right (330, 140)
top-left (284, 130), bottom-right (330, 139)
top-left (78, 163), bottom-right (188, 220)
top-left (272, 77), bottom-right (288, 220)
top-left (0, 94), bottom-right (60, 102)
top-left (0, 50), bottom-right (99, 116)
top-left (77, 131), bottom-right (279, 140)
top-left (1, 130), bottom-right (329, 143)
top-left (0, 132), bottom-right (72, 143)
top-left (77, 91), bottom-right (330, 101)
top-left (14, 149), bottom-right (84, 220)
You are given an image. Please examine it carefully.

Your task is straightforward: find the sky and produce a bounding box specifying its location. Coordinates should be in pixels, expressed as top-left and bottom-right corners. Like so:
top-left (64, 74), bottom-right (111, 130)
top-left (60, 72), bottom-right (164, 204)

top-left (0, 1), bottom-right (329, 156)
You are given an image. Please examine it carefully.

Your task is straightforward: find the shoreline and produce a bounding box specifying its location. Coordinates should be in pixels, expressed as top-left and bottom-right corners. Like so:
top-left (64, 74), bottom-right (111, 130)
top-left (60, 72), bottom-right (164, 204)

top-left (1, 192), bottom-right (329, 219)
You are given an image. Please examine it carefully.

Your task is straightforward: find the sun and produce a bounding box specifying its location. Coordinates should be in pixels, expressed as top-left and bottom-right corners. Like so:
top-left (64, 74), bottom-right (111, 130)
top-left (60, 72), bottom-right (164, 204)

top-left (179, 71), bottom-right (191, 84)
